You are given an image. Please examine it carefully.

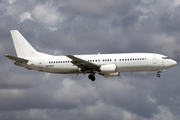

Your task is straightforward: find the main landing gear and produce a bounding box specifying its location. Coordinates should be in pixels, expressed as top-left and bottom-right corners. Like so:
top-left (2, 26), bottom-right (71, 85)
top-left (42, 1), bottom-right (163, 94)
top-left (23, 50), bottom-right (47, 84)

top-left (157, 72), bottom-right (161, 78)
top-left (88, 73), bottom-right (95, 81)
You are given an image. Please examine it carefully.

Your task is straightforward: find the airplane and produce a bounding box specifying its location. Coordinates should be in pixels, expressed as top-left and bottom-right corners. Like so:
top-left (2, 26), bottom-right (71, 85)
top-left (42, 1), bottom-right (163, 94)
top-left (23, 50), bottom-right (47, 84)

top-left (4, 30), bottom-right (177, 81)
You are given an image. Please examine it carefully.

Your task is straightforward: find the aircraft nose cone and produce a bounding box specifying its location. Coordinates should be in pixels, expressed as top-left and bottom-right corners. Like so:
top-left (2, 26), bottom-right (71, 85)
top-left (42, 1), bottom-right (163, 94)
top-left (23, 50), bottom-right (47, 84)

top-left (170, 60), bottom-right (177, 67)
top-left (165, 59), bottom-right (177, 68)
top-left (173, 60), bottom-right (177, 66)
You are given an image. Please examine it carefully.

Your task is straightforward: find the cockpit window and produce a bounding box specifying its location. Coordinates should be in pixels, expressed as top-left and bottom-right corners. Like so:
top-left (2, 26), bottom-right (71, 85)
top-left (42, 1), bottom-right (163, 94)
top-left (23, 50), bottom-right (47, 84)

top-left (162, 57), bottom-right (169, 59)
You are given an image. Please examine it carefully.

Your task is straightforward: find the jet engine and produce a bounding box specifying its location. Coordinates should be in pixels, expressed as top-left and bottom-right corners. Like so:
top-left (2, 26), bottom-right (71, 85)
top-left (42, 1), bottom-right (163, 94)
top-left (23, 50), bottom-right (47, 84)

top-left (100, 64), bottom-right (117, 73)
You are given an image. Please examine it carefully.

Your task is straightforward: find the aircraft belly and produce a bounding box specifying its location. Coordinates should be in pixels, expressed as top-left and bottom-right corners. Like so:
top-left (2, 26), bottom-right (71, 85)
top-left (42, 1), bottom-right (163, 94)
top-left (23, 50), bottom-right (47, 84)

top-left (44, 64), bottom-right (78, 74)
top-left (117, 63), bottom-right (163, 72)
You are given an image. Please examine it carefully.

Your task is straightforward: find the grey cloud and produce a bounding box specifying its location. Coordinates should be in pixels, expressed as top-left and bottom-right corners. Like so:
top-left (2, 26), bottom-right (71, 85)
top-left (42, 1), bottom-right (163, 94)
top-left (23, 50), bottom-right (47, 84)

top-left (0, 0), bottom-right (180, 120)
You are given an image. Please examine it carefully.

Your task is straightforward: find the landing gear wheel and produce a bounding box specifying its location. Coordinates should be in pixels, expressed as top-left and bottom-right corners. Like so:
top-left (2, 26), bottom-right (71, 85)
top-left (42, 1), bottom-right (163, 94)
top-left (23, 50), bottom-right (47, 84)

top-left (88, 74), bottom-right (95, 81)
top-left (157, 73), bottom-right (161, 78)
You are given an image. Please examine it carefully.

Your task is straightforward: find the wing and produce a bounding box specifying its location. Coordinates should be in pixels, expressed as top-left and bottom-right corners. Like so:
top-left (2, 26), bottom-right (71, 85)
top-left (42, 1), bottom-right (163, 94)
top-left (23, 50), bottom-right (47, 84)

top-left (65, 55), bottom-right (99, 72)
top-left (4, 55), bottom-right (29, 62)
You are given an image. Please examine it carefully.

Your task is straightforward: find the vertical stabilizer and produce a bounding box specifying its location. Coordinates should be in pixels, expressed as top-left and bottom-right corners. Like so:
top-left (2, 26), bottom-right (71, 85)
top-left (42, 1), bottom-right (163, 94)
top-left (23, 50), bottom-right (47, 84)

top-left (10, 30), bottom-right (38, 58)
top-left (10, 30), bottom-right (52, 58)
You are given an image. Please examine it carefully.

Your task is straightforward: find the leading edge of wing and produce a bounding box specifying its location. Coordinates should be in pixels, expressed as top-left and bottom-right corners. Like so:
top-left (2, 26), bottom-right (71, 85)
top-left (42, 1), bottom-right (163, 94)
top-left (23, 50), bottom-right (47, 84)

top-left (65, 55), bottom-right (99, 69)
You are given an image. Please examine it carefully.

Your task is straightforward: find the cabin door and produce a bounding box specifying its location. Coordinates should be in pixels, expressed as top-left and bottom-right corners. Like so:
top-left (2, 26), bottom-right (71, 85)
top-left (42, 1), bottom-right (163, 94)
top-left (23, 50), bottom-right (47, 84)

top-left (152, 55), bottom-right (157, 64)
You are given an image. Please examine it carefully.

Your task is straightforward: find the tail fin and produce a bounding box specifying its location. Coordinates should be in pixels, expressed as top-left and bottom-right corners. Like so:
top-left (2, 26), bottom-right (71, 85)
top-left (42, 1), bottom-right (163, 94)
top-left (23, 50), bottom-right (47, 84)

top-left (10, 30), bottom-right (51, 58)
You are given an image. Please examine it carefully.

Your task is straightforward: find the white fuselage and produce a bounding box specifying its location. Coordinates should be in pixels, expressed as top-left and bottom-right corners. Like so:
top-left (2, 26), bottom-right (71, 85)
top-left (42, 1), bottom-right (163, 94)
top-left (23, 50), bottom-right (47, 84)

top-left (16, 53), bottom-right (177, 74)
top-left (6, 30), bottom-right (177, 80)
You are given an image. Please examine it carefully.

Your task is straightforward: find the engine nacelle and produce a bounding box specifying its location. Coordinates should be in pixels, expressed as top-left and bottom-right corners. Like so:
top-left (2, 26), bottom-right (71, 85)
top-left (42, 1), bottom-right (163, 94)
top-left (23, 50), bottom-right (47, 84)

top-left (100, 64), bottom-right (117, 73)
top-left (104, 72), bottom-right (120, 77)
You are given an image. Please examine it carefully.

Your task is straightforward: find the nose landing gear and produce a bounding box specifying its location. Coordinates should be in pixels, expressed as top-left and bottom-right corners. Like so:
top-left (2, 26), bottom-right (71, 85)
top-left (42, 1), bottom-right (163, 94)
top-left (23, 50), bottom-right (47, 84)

top-left (157, 72), bottom-right (161, 78)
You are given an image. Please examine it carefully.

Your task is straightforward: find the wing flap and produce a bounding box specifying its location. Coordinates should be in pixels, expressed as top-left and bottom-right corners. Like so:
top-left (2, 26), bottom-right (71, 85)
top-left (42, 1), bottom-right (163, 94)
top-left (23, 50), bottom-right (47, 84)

top-left (4, 55), bottom-right (29, 62)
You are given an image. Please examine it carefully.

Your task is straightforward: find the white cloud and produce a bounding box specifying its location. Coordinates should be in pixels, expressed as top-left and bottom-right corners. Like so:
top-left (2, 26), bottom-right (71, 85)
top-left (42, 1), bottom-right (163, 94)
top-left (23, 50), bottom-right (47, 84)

top-left (53, 78), bottom-right (98, 102)
top-left (150, 34), bottom-right (180, 57)
top-left (52, 49), bottom-right (63, 55)
top-left (64, 0), bottom-right (116, 17)
top-left (6, 4), bottom-right (23, 16)
top-left (153, 106), bottom-right (177, 120)
top-left (48, 27), bottom-right (58, 31)
top-left (28, 109), bottom-right (50, 120)
top-left (172, 0), bottom-right (180, 7)
top-left (19, 12), bottom-right (33, 22)
top-left (44, 73), bottom-right (51, 80)
top-left (32, 3), bottom-right (66, 26)
top-left (7, 0), bottom-right (16, 4)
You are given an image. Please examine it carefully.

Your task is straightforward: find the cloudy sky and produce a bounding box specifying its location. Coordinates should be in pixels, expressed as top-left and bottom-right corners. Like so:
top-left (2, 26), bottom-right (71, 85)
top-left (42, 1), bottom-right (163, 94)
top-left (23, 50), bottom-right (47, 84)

top-left (0, 0), bottom-right (180, 120)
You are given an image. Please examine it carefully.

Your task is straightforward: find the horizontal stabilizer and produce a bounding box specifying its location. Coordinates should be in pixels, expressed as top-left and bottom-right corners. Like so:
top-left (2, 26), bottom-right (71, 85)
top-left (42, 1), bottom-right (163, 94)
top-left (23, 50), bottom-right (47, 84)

top-left (4, 55), bottom-right (29, 62)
